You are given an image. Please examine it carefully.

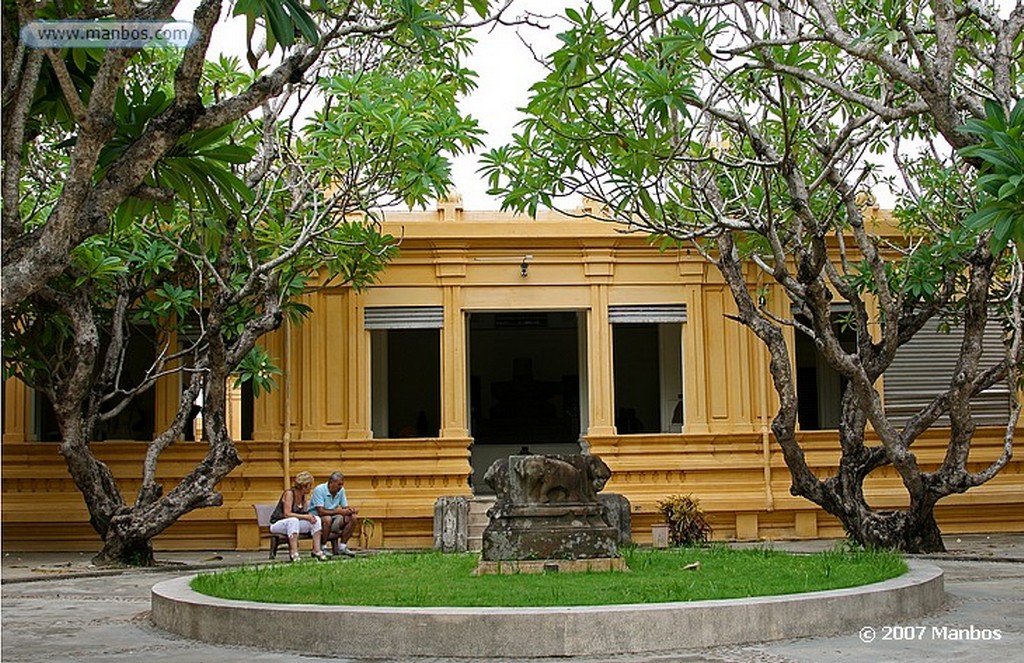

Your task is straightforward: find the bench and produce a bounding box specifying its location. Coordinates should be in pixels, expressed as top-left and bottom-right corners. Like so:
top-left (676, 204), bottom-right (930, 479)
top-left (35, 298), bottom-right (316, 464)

top-left (253, 504), bottom-right (340, 559)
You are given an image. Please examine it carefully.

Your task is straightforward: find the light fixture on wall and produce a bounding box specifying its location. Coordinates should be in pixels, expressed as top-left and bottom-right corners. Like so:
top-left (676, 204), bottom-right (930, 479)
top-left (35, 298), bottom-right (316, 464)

top-left (470, 254), bottom-right (534, 277)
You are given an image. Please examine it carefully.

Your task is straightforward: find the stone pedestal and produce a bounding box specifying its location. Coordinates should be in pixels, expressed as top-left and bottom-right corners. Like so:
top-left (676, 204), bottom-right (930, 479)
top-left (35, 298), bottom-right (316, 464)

top-left (481, 503), bottom-right (619, 560)
top-left (480, 454), bottom-right (620, 562)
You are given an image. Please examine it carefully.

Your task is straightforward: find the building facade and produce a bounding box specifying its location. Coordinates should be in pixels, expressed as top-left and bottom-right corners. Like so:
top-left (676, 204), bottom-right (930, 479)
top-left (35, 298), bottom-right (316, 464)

top-left (3, 200), bottom-right (1021, 551)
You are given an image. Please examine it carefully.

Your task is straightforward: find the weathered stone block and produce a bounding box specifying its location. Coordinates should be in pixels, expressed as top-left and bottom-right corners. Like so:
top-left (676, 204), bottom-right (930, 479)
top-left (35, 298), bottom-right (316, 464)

top-left (433, 495), bottom-right (468, 552)
top-left (598, 493), bottom-right (632, 546)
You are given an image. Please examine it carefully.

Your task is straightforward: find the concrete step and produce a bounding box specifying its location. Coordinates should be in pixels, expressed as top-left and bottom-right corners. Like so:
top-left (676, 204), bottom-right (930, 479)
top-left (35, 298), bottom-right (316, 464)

top-left (469, 496), bottom-right (495, 517)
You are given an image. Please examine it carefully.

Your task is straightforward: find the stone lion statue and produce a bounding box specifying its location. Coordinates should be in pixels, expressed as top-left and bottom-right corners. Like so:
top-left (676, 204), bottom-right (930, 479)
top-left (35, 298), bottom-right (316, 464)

top-left (515, 455), bottom-right (611, 504)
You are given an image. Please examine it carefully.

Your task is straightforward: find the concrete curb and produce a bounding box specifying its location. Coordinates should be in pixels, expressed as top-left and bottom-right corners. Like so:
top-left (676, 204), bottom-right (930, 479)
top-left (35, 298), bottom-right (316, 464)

top-left (151, 561), bottom-right (944, 658)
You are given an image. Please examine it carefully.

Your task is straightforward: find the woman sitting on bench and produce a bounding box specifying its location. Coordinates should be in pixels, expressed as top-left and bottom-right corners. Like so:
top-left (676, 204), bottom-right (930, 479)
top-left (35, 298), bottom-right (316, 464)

top-left (269, 471), bottom-right (328, 562)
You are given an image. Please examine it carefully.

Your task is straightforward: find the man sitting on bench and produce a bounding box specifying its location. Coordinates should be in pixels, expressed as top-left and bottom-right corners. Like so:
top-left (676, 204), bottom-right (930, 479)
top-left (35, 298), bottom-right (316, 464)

top-left (310, 470), bottom-right (359, 557)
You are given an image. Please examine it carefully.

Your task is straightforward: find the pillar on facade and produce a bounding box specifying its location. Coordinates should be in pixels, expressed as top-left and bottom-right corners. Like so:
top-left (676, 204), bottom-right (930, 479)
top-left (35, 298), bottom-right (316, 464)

top-left (681, 283), bottom-right (710, 434)
top-left (2, 377), bottom-right (28, 442)
top-left (586, 284), bottom-right (616, 436)
top-left (440, 285), bottom-right (469, 438)
top-left (251, 328), bottom-right (285, 441)
top-left (346, 291), bottom-right (372, 439)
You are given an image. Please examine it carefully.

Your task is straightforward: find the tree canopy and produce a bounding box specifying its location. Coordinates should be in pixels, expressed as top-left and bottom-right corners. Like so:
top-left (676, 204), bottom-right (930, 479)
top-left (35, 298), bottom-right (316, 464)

top-left (483, 0), bottom-right (1024, 552)
top-left (1, 0), bottom-right (502, 307)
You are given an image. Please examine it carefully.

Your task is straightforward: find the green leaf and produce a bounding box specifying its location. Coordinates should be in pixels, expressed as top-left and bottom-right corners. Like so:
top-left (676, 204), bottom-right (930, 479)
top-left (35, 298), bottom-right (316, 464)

top-left (72, 47), bottom-right (87, 72)
top-left (286, 0), bottom-right (321, 44)
top-left (264, 0), bottom-right (294, 48)
top-left (964, 204), bottom-right (1003, 229)
top-left (469, 0), bottom-right (489, 17)
top-left (233, 0), bottom-right (320, 54)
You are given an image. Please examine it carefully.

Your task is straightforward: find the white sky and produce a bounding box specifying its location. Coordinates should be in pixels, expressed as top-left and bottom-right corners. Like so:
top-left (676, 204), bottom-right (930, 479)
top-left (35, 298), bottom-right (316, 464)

top-left (450, 2), bottom-right (579, 209)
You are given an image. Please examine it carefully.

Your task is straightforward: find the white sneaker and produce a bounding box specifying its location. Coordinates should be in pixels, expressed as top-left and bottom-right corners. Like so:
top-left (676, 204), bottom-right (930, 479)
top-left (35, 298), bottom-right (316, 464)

top-left (289, 553), bottom-right (301, 563)
top-left (335, 546), bottom-right (355, 558)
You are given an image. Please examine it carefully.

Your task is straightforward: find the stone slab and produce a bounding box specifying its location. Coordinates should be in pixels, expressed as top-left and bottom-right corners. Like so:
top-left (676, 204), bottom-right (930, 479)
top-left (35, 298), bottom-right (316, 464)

top-left (598, 492), bottom-right (632, 545)
top-left (433, 495), bottom-right (469, 552)
top-left (481, 517), bottom-right (620, 560)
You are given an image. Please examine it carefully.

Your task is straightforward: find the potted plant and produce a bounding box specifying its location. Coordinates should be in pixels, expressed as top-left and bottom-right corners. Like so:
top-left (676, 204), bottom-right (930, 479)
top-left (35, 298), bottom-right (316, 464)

top-left (656, 494), bottom-right (712, 546)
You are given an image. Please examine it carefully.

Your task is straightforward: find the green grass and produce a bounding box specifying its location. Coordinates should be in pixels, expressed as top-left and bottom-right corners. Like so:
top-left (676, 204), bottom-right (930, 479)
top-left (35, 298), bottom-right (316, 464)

top-left (190, 546), bottom-right (907, 608)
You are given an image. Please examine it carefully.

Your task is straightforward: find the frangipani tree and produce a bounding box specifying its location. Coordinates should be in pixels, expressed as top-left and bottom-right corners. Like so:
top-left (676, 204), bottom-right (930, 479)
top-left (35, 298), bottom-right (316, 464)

top-left (1, 0), bottom-right (504, 306)
top-left (3, 0), bottom-right (497, 565)
top-left (483, 0), bottom-right (1023, 552)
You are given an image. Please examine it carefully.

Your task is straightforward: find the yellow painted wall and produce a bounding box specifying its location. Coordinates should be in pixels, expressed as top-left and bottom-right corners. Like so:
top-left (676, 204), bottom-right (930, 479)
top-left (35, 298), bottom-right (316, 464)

top-left (589, 428), bottom-right (1023, 543)
top-left (1, 437), bottom-right (472, 551)
top-left (3, 202), bottom-right (1022, 551)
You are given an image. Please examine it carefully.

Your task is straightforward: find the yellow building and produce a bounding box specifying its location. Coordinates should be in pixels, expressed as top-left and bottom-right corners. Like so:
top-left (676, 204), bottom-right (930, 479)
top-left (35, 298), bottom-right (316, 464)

top-left (3, 200), bottom-right (1022, 551)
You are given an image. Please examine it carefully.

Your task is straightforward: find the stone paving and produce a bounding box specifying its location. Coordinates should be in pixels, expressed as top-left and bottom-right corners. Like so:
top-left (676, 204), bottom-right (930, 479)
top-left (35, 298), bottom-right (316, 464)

top-left (2, 535), bottom-right (1022, 662)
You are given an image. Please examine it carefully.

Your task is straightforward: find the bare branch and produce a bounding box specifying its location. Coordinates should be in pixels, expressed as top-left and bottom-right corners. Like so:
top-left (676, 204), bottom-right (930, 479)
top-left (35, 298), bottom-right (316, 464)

top-left (44, 49), bottom-right (87, 124)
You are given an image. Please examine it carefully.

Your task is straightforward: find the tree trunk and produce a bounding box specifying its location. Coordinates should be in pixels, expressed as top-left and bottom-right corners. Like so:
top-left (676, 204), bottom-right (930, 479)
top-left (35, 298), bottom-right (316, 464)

top-left (93, 526), bottom-right (155, 567)
top-left (56, 400), bottom-right (241, 566)
top-left (89, 432), bottom-right (241, 566)
top-left (58, 428), bottom-right (125, 543)
top-left (843, 509), bottom-right (946, 554)
top-left (59, 435), bottom-right (157, 566)
top-left (812, 390), bottom-right (947, 554)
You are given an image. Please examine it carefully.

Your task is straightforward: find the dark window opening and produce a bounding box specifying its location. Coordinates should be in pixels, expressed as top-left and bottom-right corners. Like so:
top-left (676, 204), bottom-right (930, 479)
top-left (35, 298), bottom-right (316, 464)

top-left (33, 332), bottom-right (157, 442)
top-left (612, 323), bottom-right (682, 434)
top-left (795, 314), bottom-right (857, 430)
top-left (241, 380), bottom-right (254, 441)
top-left (183, 392), bottom-right (202, 442)
top-left (371, 328), bottom-right (440, 438)
top-left (33, 390), bottom-right (62, 442)
top-left (468, 311), bottom-right (580, 446)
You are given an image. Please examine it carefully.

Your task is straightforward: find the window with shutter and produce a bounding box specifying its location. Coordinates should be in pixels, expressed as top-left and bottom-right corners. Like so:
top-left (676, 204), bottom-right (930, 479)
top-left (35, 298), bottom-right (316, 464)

top-left (884, 318), bottom-right (1011, 428)
top-left (610, 305), bottom-right (685, 434)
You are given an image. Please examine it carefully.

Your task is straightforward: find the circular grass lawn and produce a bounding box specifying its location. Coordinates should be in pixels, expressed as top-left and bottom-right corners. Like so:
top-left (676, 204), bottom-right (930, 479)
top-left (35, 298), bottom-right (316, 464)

top-left (191, 546), bottom-right (907, 608)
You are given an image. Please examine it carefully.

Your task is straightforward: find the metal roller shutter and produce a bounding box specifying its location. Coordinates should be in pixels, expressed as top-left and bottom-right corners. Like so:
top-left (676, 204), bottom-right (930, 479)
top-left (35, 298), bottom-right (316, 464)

top-left (884, 318), bottom-right (1012, 427)
top-left (364, 306), bottom-right (444, 330)
top-left (608, 304), bottom-right (687, 324)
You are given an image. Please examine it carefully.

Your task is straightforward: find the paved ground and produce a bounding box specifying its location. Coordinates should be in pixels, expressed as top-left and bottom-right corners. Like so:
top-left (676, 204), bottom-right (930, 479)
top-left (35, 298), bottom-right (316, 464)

top-left (2, 535), bottom-right (1022, 662)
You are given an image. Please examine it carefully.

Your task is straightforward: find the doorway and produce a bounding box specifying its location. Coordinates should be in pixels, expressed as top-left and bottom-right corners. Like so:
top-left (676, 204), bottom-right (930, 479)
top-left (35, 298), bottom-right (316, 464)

top-left (468, 311), bottom-right (584, 491)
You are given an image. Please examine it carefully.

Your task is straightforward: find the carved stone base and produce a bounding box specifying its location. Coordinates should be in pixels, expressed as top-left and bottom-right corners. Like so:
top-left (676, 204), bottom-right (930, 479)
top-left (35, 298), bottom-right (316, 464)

top-left (481, 507), bottom-right (619, 561)
top-left (472, 557), bottom-right (628, 575)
